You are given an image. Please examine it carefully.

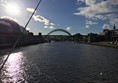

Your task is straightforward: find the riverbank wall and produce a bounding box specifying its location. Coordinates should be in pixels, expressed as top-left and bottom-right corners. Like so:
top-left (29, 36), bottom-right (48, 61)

top-left (0, 35), bottom-right (45, 49)
top-left (78, 42), bottom-right (118, 49)
top-left (90, 42), bottom-right (118, 49)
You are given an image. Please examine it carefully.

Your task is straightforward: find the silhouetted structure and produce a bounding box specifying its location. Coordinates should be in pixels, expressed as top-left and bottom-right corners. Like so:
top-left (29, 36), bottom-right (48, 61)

top-left (98, 25), bottom-right (118, 44)
top-left (44, 29), bottom-right (72, 42)
top-left (73, 33), bottom-right (82, 42)
top-left (0, 18), bottom-right (44, 49)
top-left (72, 25), bottom-right (118, 44)
top-left (0, 18), bottom-right (23, 47)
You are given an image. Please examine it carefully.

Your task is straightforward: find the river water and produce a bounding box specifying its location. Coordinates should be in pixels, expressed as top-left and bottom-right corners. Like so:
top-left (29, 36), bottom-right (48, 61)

top-left (0, 42), bottom-right (118, 83)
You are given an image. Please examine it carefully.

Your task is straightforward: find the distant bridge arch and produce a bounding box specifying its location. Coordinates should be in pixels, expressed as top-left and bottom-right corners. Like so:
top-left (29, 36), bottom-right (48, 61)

top-left (44, 29), bottom-right (72, 39)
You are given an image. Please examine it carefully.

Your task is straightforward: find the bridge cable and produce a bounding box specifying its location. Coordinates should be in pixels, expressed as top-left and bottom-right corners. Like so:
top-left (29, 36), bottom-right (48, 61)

top-left (0, 0), bottom-right (42, 71)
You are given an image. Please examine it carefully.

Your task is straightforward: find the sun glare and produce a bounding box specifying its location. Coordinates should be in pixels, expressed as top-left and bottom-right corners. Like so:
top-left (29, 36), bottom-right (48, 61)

top-left (6, 2), bottom-right (20, 16)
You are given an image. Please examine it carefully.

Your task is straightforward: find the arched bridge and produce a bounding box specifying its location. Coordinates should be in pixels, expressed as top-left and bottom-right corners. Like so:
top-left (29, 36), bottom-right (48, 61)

top-left (44, 29), bottom-right (72, 39)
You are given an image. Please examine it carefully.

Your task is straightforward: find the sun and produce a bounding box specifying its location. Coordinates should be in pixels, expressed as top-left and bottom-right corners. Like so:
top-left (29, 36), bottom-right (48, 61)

top-left (5, 2), bottom-right (21, 16)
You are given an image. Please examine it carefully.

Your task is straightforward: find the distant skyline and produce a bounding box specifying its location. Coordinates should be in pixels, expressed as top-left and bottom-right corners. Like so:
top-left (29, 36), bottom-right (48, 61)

top-left (0, 0), bottom-right (118, 35)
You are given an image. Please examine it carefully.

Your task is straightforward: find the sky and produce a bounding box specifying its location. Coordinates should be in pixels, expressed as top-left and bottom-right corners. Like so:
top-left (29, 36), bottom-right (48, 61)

top-left (0, 0), bottom-right (118, 35)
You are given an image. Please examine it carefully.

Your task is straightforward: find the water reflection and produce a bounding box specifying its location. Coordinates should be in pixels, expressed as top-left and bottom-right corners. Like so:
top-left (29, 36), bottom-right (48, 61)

top-left (1, 52), bottom-right (27, 83)
top-left (0, 43), bottom-right (118, 82)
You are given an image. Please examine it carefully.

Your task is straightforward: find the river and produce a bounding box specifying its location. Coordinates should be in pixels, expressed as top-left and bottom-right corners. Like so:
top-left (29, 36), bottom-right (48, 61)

top-left (0, 42), bottom-right (118, 83)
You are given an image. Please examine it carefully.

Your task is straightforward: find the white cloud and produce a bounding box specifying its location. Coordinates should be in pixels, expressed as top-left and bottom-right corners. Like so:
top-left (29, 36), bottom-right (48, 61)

top-left (86, 25), bottom-right (89, 28)
top-left (50, 22), bottom-right (55, 26)
top-left (33, 15), bottom-right (50, 25)
top-left (105, 14), bottom-right (118, 27)
top-left (95, 15), bottom-right (107, 20)
top-left (32, 15), bottom-right (56, 29)
top-left (44, 26), bottom-right (48, 29)
top-left (77, 0), bottom-right (96, 5)
top-left (102, 24), bottom-right (110, 29)
top-left (109, 0), bottom-right (118, 5)
top-left (49, 26), bottom-right (55, 29)
top-left (26, 8), bottom-right (35, 13)
top-left (26, 8), bottom-right (56, 27)
top-left (75, 0), bottom-right (118, 28)
top-left (95, 14), bottom-right (118, 27)
top-left (85, 20), bottom-right (98, 28)
top-left (86, 20), bottom-right (97, 25)
top-left (106, 14), bottom-right (116, 19)
top-left (85, 0), bottom-right (96, 5)
top-left (75, 1), bottom-right (113, 18)
top-left (66, 27), bottom-right (71, 31)
top-left (44, 26), bottom-right (55, 29)
top-left (77, 0), bottom-right (118, 6)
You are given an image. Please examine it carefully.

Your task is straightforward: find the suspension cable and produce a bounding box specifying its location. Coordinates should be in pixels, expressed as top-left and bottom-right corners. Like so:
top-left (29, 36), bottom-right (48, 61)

top-left (0, 0), bottom-right (42, 71)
